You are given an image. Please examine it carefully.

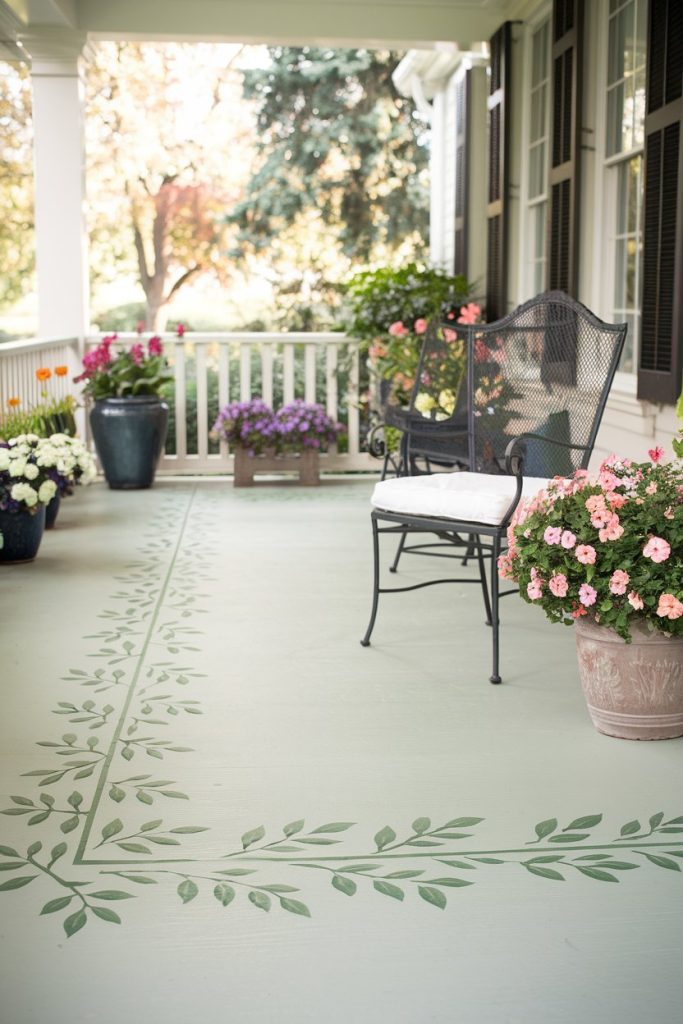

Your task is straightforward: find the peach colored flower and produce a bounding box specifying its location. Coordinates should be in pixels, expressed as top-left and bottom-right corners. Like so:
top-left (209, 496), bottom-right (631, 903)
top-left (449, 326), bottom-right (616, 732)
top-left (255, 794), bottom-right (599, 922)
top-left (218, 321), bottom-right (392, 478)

top-left (585, 495), bottom-right (606, 513)
top-left (591, 507), bottom-right (612, 528)
top-left (656, 593), bottom-right (683, 619)
top-left (609, 570), bottom-right (630, 595)
top-left (456, 302), bottom-right (481, 325)
top-left (606, 492), bottom-right (627, 509)
top-left (527, 580), bottom-right (543, 600)
top-left (645, 482), bottom-right (657, 495)
top-left (549, 573), bottom-right (568, 597)
top-left (599, 514), bottom-right (624, 542)
top-left (643, 536), bottom-right (671, 563)
top-left (560, 530), bottom-right (576, 549)
top-left (575, 545), bottom-right (596, 565)
top-left (388, 321), bottom-right (408, 337)
top-left (6, 397), bottom-right (20, 407)
top-left (413, 318), bottom-right (428, 335)
top-left (543, 526), bottom-right (562, 545)
top-left (54, 365), bottom-right (68, 376)
top-left (664, 506), bottom-right (674, 520)
top-left (628, 591), bottom-right (644, 610)
top-left (579, 583), bottom-right (597, 607)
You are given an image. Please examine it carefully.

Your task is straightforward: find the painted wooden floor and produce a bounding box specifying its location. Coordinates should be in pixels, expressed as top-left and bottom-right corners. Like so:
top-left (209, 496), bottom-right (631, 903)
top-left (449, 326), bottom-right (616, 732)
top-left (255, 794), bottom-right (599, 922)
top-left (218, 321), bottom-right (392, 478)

top-left (1, 478), bottom-right (682, 1024)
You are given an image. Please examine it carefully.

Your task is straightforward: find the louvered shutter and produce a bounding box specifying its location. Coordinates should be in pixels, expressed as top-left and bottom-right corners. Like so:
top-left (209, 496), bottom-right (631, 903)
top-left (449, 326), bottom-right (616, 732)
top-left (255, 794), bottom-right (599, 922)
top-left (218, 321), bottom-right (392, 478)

top-left (486, 23), bottom-right (511, 320)
top-left (638, 0), bottom-right (683, 404)
top-left (453, 70), bottom-right (470, 277)
top-left (547, 0), bottom-right (583, 296)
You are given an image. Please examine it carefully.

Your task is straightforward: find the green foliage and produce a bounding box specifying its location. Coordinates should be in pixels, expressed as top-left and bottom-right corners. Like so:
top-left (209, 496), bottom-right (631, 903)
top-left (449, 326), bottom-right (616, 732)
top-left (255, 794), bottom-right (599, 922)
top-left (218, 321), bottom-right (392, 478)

top-left (0, 396), bottom-right (77, 441)
top-left (342, 263), bottom-right (471, 342)
top-left (233, 48), bottom-right (429, 264)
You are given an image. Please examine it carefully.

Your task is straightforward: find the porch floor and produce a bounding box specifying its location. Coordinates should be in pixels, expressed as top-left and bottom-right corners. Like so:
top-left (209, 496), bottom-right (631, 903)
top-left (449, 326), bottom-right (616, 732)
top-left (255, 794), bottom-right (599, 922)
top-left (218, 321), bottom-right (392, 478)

top-left (1, 478), bottom-right (682, 1024)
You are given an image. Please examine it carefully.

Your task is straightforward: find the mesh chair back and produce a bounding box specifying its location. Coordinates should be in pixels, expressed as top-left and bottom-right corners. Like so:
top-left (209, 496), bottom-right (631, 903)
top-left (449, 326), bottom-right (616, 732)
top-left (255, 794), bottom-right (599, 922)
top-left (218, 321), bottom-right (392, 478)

top-left (406, 291), bottom-right (626, 475)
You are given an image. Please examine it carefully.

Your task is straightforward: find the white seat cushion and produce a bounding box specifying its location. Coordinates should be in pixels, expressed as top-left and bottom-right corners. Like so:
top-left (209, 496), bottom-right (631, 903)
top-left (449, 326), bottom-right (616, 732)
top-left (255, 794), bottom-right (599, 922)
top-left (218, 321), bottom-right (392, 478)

top-left (371, 472), bottom-right (553, 526)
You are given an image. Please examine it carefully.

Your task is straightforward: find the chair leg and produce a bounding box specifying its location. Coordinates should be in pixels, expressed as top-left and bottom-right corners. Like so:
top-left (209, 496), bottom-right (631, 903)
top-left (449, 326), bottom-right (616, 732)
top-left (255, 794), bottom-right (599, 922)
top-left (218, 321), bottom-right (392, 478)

top-left (489, 535), bottom-right (502, 684)
top-left (361, 515), bottom-right (381, 647)
top-left (475, 536), bottom-right (493, 626)
top-left (389, 530), bottom-right (407, 573)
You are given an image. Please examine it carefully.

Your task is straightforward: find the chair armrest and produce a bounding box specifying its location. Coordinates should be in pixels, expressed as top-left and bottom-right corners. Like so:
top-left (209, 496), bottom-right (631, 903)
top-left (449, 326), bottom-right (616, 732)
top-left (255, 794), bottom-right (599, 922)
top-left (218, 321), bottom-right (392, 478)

top-left (504, 433), bottom-right (590, 477)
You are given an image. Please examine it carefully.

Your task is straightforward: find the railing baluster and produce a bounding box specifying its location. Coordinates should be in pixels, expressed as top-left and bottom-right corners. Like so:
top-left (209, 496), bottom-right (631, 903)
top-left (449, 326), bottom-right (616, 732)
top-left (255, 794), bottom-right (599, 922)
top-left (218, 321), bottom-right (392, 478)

top-left (305, 344), bottom-right (316, 404)
top-left (283, 344), bottom-right (295, 404)
top-left (218, 341), bottom-right (230, 458)
top-left (261, 344), bottom-right (273, 407)
top-left (195, 344), bottom-right (208, 461)
top-left (173, 340), bottom-right (187, 464)
top-left (240, 343), bottom-right (251, 400)
top-left (347, 346), bottom-right (360, 457)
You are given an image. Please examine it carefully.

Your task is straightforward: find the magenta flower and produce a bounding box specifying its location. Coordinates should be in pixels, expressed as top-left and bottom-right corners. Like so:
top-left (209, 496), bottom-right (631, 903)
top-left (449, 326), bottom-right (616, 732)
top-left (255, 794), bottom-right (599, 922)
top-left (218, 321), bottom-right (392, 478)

top-left (642, 536), bottom-right (671, 563)
top-left (575, 545), bottom-right (596, 565)
top-left (176, 323), bottom-right (186, 337)
top-left (548, 573), bottom-right (568, 597)
top-left (130, 343), bottom-right (144, 365)
top-left (579, 583), bottom-right (597, 607)
top-left (148, 335), bottom-right (163, 356)
top-left (609, 569), bottom-right (630, 595)
top-left (648, 446), bottom-right (665, 463)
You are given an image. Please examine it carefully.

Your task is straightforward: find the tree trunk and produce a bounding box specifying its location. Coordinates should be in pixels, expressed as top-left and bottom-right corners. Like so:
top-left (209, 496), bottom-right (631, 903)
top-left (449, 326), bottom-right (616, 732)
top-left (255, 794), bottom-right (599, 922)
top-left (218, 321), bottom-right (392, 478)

top-left (145, 301), bottom-right (169, 332)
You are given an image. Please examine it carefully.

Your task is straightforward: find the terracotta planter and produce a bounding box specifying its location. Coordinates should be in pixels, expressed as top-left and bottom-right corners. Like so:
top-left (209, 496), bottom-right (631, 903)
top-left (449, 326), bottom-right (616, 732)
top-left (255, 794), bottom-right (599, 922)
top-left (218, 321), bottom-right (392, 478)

top-left (574, 616), bottom-right (683, 740)
top-left (233, 448), bottom-right (320, 487)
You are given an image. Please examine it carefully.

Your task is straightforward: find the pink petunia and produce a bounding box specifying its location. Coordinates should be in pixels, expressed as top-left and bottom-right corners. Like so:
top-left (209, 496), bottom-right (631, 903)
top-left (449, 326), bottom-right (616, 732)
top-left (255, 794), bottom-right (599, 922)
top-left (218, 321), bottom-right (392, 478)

top-left (645, 481), bottom-right (657, 495)
top-left (413, 318), bottom-right (428, 335)
top-left (579, 584), bottom-right (597, 607)
top-left (585, 494), bottom-right (606, 513)
top-left (643, 536), bottom-right (671, 563)
top-left (549, 573), bottom-right (568, 597)
top-left (388, 321), bottom-right (408, 337)
top-left (648, 446), bottom-right (665, 463)
top-left (599, 514), bottom-right (625, 543)
top-left (591, 507), bottom-right (612, 528)
top-left (544, 526), bottom-right (562, 545)
top-left (456, 302), bottom-right (481, 325)
top-left (560, 530), bottom-right (576, 549)
top-left (656, 593), bottom-right (683, 619)
top-left (628, 591), bottom-right (644, 610)
top-left (527, 580), bottom-right (543, 601)
top-left (598, 470), bottom-right (619, 492)
top-left (664, 506), bottom-right (674, 520)
top-left (606, 492), bottom-right (628, 509)
top-left (609, 570), bottom-right (630, 595)
top-left (575, 545), bottom-right (596, 565)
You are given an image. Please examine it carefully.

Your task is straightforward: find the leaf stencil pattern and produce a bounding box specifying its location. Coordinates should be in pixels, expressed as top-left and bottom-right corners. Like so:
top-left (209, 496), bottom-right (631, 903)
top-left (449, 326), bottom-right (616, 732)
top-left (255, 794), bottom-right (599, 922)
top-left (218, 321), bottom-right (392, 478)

top-left (1, 488), bottom-right (682, 936)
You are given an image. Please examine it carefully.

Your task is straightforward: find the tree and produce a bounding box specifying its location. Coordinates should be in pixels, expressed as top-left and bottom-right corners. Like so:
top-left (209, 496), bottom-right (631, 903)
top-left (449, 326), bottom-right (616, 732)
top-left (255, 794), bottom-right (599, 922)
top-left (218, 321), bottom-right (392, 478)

top-left (0, 61), bottom-right (34, 311)
top-left (232, 47), bottom-right (430, 268)
top-left (85, 43), bottom-right (252, 330)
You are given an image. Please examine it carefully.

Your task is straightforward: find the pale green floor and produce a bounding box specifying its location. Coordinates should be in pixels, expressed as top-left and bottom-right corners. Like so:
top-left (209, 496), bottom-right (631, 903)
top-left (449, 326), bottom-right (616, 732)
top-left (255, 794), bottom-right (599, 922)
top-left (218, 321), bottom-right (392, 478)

top-left (0, 478), bottom-right (681, 1024)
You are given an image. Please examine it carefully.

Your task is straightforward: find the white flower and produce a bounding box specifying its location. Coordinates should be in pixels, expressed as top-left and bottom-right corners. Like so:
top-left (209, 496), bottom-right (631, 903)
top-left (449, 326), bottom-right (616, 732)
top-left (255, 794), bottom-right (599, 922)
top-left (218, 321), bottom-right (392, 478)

top-left (9, 457), bottom-right (27, 477)
top-left (11, 482), bottom-right (38, 507)
top-left (0, 449), bottom-right (10, 471)
top-left (23, 463), bottom-right (39, 480)
top-left (38, 479), bottom-right (57, 504)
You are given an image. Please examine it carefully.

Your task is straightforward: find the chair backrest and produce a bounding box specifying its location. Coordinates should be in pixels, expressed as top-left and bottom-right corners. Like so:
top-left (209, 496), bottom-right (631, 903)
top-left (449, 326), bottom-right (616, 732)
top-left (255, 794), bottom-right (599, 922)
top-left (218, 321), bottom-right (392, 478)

top-left (406, 291), bottom-right (627, 475)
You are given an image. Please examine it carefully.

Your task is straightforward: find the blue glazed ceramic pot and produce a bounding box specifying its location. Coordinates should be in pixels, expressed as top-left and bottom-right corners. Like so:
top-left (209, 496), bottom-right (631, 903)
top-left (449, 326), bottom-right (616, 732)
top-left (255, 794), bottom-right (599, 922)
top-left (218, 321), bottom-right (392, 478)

top-left (90, 396), bottom-right (169, 489)
top-left (0, 505), bottom-right (46, 563)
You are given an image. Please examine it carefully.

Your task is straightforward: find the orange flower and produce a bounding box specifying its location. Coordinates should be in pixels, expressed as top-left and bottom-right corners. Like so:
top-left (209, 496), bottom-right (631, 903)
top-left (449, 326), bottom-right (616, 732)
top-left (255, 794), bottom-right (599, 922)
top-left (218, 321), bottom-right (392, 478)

top-left (36, 367), bottom-right (52, 381)
top-left (6, 397), bottom-right (20, 407)
top-left (54, 365), bottom-right (68, 377)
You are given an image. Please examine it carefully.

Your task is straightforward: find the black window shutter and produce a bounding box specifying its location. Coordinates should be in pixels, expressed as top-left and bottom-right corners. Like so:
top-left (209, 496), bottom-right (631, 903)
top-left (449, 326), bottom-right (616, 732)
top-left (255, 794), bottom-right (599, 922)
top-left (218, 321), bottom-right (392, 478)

top-left (547, 0), bottom-right (583, 296)
top-left (638, 0), bottom-right (683, 404)
top-left (486, 22), bottom-right (511, 320)
top-left (453, 70), bottom-right (470, 278)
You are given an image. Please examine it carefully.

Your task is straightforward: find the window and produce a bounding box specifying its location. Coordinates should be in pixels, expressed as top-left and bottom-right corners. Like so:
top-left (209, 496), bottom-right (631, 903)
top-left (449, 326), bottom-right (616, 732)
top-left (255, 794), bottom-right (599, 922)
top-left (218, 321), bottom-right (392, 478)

top-left (524, 17), bottom-right (551, 296)
top-left (605, 0), bottom-right (647, 373)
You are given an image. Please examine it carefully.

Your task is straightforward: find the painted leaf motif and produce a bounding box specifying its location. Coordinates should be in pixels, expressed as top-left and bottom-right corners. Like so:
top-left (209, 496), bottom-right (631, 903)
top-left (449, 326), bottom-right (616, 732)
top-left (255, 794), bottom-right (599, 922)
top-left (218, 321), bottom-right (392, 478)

top-left (169, 826), bottom-right (209, 834)
top-left (177, 879), bottom-right (199, 904)
top-left (213, 883), bottom-right (235, 906)
top-left (101, 819), bottom-right (123, 841)
top-left (438, 860), bottom-right (476, 870)
top-left (88, 891), bottom-right (134, 900)
top-left (332, 875), bottom-right (357, 896)
top-left (241, 826), bottom-right (265, 850)
top-left (310, 823), bottom-right (354, 834)
top-left (49, 843), bottom-right (67, 866)
top-left (443, 817), bottom-right (484, 828)
top-left (385, 870), bottom-right (424, 879)
top-left (117, 842), bottom-right (151, 854)
top-left (40, 896), bottom-right (74, 915)
top-left (642, 854), bottom-right (681, 871)
top-left (424, 877), bottom-right (473, 888)
top-left (575, 867), bottom-right (618, 882)
top-left (0, 846), bottom-right (19, 858)
top-left (418, 885), bottom-right (447, 909)
top-left (63, 909), bottom-right (87, 937)
top-left (27, 841), bottom-right (42, 858)
top-left (60, 816), bottom-right (80, 834)
top-left (280, 897), bottom-right (311, 917)
top-left (117, 875), bottom-right (157, 884)
top-left (649, 812), bottom-right (664, 829)
top-left (565, 815), bottom-right (602, 831)
top-left (620, 820), bottom-right (641, 836)
top-left (548, 834), bottom-right (589, 844)
top-left (373, 880), bottom-right (404, 901)
top-left (534, 818), bottom-right (558, 840)
top-left (109, 786), bottom-right (125, 803)
top-left (139, 820), bottom-right (163, 832)
top-left (374, 826), bottom-right (396, 851)
top-left (412, 817), bottom-right (431, 834)
top-left (92, 907), bottom-right (121, 924)
top-left (0, 875), bottom-right (38, 891)
top-left (248, 890), bottom-right (271, 912)
top-left (283, 819), bottom-right (305, 837)
top-left (525, 865), bottom-right (565, 881)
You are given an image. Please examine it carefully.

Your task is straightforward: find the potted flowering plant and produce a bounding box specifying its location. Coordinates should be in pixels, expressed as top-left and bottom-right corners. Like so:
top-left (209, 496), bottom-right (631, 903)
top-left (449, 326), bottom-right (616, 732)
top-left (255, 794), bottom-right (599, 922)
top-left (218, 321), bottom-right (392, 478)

top-left (500, 446), bottom-right (683, 739)
top-left (274, 400), bottom-right (343, 453)
top-left (35, 434), bottom-right (97, 528)
top-left (210, 399), bottom-right (279, 456)
top-left (75, 334), bottom-right (172, 489)
top-left (0, 434), bottom-right (59, 562)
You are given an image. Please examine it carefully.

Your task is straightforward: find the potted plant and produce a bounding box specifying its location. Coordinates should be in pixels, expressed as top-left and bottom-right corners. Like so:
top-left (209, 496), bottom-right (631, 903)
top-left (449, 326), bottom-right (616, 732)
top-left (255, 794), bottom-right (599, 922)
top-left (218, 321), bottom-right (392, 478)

top-left (35, 434), bottom-right (97, 528)
top-left (211, 399), bottom-right (343, 486)
top-left (75, 334), bottom-right (172, 489)
top-left (0, 434), bottom-right (59, 562)
top-left (499, 445), bottom-right (683, 739)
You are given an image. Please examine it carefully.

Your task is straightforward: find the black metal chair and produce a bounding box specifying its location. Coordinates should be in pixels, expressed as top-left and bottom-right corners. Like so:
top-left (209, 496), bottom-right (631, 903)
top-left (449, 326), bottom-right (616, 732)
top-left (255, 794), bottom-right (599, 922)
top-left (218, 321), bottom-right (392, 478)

top-left (360, 291), bottom-right (627, 684)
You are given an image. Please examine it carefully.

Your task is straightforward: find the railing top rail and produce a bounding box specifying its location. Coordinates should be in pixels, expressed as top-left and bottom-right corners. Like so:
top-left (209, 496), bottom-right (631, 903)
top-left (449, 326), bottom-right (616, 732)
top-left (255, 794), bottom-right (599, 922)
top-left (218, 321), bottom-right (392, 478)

top-left (85, 331), bottom-right (353, 346)
top-left (0, 336), bottom-right (80, 355)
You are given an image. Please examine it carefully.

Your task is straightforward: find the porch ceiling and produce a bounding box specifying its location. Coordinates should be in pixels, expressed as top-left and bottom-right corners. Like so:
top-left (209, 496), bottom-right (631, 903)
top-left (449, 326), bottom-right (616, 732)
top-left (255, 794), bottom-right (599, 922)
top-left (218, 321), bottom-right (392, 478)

top-left (5, 0), bottom-right (515, 51)
top-left (1, 479), bottom-right (682, 1022)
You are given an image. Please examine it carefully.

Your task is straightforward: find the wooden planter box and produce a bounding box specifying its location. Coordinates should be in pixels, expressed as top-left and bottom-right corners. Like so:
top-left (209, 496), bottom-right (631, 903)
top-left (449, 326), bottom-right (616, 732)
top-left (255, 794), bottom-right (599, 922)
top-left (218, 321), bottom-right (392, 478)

top-left (233, 447), bottom-right (320, 487)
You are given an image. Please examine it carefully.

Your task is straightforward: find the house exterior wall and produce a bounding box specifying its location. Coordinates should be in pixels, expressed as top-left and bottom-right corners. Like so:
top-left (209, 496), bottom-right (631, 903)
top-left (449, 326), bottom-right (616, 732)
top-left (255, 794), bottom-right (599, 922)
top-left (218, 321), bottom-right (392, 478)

top-left (427, 0), bottom-right (681, 466)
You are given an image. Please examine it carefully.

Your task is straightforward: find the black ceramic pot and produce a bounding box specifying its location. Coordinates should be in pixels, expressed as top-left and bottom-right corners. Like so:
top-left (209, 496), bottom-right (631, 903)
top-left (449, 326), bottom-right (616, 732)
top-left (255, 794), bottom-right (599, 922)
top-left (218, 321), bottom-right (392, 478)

top-left (45, 491), bottom-right (61, 529)
top-left (90, 396), bottom-right (169, 490)
top-left (0, 505), bottom-right (46, 563)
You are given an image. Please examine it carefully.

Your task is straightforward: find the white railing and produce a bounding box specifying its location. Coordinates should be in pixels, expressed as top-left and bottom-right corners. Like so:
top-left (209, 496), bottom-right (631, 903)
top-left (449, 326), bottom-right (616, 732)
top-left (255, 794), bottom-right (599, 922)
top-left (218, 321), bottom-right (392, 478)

top-left (1, 331), bottom-right (375, 473)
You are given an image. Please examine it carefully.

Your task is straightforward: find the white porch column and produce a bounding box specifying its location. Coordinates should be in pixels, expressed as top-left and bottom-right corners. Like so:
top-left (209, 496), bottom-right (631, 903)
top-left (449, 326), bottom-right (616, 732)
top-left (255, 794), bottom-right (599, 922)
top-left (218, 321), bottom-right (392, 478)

top-left (23, 29), bottom-right (89, 338)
